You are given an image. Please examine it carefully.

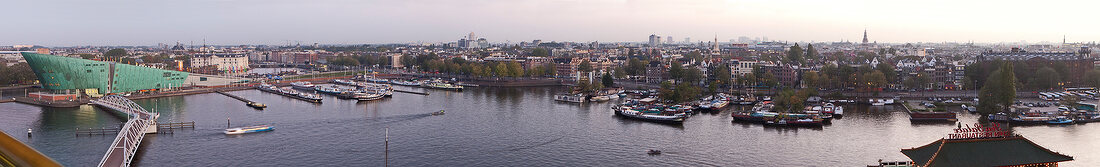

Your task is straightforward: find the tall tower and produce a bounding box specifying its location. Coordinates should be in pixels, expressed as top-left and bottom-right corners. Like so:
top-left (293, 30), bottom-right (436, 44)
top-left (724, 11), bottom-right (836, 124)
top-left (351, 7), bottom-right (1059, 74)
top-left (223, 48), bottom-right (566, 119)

top-left (713, 35), bottom-right (719, 51)
top-left (711, 35), bottom-right (720, 60)
top-left (862, 29), bottom-right (869, 44)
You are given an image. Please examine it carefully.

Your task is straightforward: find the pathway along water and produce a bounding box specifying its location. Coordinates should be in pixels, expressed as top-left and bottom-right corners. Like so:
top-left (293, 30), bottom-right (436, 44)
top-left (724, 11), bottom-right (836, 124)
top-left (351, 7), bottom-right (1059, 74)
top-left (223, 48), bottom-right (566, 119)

top-left (0, 87), bottom-right (1097, 166)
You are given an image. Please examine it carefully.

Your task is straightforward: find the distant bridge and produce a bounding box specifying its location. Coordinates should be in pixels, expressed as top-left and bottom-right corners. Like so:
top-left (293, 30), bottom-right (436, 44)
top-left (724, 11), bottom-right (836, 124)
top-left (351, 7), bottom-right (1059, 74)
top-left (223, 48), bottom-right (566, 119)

top-left (90, 95), bottom-right (158, 167)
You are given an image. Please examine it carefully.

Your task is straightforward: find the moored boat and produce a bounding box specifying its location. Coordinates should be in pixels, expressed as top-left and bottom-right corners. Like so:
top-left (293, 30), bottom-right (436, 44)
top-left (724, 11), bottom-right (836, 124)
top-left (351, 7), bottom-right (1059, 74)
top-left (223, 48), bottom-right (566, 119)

top-left (554, 94), bottom-right (586, 103)
top-left (291, 82), bottom-right (315, 90)
top-left (246, 102), bottom-right (266, 109)
top-left (421, 79), bottom-right (463, 90)
top-left (614, 106), bottom-right (687, 124)
top-left (224, 125), bottom-right (274, 135)
top-left (390, 80), bottom-right (422, 86)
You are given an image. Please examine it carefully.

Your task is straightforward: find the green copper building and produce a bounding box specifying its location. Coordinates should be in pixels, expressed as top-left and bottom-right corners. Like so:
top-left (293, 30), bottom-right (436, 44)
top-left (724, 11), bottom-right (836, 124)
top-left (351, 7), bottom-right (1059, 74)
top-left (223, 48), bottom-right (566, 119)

top-left (20, 53), bottom-right (189, 95)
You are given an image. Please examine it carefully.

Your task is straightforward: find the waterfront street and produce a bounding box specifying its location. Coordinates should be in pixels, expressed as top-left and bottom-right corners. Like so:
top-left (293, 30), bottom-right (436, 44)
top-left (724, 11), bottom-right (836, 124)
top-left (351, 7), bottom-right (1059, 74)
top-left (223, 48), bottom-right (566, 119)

top-left (1, 86), bottom-right (1097, 166)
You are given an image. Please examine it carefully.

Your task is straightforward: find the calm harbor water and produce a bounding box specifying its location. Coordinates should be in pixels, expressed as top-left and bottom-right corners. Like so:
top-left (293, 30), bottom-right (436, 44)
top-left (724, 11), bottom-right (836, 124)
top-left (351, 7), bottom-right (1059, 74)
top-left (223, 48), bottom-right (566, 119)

top-left (1, 86), bottom-right (1098, 166)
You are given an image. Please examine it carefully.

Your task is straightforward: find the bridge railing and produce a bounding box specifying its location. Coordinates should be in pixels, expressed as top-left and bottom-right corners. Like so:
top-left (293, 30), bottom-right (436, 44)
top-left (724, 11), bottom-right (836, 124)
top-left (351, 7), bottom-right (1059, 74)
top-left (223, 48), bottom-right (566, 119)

top-left (91, 95), bottom-right (155, 167)
top-left (97, 118), bottom-right (150, 167)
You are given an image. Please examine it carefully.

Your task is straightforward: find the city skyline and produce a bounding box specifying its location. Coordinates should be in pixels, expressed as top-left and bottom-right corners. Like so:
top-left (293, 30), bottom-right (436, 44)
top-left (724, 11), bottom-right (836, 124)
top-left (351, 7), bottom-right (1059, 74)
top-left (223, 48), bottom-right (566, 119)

top-left (4, 0), bottom-right (1099, 46)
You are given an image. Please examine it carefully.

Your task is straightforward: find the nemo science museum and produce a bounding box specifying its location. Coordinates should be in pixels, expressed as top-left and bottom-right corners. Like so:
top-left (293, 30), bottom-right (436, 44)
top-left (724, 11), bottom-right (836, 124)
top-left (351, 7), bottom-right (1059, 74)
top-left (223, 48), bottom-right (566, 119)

top-left (20, 52), bottom-right (189, 96)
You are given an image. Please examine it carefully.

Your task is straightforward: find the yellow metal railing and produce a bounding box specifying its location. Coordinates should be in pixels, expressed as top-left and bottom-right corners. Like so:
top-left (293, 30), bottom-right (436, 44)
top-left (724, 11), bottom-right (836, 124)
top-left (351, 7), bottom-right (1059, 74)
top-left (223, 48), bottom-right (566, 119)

top-left (0, 130), bottom-right (61, 167)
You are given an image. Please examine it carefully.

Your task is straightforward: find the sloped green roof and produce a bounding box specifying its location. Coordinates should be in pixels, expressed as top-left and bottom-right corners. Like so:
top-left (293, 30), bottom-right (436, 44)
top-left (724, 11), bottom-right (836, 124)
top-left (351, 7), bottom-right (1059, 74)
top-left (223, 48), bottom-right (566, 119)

top-left (901, 136), bottom-right (1073, 167)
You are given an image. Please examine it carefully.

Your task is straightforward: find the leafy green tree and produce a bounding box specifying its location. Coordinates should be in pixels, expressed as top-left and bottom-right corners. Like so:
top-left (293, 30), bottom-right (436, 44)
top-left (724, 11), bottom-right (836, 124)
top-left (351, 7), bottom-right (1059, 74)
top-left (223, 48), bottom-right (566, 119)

top-left (802, 71), bottom-right (820, 89)
top-left (787, 43), bottom-right (804, 64)
top-left (763, 71), bottom-right (779, 88)
top-left (685, 51), bottom-right (704, 63)
top-left (104, 49), bottom-right (128, 60)
top-left (905, 72), bottom-right (930, 90)
top-left (674, 83), bottom-right (700, 103)
top-left (602, 71), bottom-right (615, 87)
top-left (531, 48), bottom-right (549, 57)
top-left (1084, 70), bottom-right (1100, 88)
top-left (774, 89), bottom-right (809, 112)
top-left (578, 61), bottom-right (593, 72)
top-left (740, 73), bottom-right (757, 87)
top-left (683, 68), bottom-right (703, 85)
top-left (626, 58), bottom-right (647, 76)
top-left (507, 61), bottom-right (524, 77)
top-left (613, 66), bottom-right (626, 78)
top-left (1031, 67), bottom-right (1060, 90)
top-left (0, 63), bottom-right (35, 85)
top-left (876, 62), bottom-right (897, 85)
top-left (327, 57), bottom-right (360, 66)
top-left (659, 81), bottom-right (677, 102)
top-left (863, 70), bottom-right (886, 89)
top-left (77, 54), bottom-right (96, 59)
top-left (669, 62), bottom-right (684, 79)
top-left (707, 81), bottom-right (719, 94)
top-left (978, 63), bottom-right (1017, 114)
top-left (805, 43), bottom-right (818, 60)
top-left (715, 65), bottom-right (732, 86)
top-left (494, 63), bottom-right (510, 77)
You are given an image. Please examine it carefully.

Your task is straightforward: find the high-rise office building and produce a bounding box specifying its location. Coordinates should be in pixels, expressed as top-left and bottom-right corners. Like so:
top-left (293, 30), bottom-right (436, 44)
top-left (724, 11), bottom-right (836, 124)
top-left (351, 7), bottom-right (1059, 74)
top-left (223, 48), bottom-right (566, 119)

top-left (648, 34), bottom-right (660, 46)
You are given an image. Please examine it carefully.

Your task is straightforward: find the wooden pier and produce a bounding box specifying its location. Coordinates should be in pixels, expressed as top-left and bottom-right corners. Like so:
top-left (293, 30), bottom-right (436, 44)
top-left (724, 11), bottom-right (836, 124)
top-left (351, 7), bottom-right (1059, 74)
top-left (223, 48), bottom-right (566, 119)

top-left (216, 91), bottom-right (255, 103)
top-left (75, 127), bottom-right (121, 136)
top-left (157, 121), bottom-right (195, 129)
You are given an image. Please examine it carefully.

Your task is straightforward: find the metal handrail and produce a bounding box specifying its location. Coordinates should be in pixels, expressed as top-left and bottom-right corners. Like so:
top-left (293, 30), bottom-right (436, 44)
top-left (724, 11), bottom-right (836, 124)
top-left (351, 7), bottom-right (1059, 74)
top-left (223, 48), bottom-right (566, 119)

top-left (92, 95), bottom-right (155, 167)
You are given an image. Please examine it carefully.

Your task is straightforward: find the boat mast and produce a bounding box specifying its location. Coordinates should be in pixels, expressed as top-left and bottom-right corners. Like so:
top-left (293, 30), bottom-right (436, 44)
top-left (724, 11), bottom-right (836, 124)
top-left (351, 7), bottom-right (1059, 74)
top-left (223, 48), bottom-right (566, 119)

top-left (385, 127), bottom-right (389, 167)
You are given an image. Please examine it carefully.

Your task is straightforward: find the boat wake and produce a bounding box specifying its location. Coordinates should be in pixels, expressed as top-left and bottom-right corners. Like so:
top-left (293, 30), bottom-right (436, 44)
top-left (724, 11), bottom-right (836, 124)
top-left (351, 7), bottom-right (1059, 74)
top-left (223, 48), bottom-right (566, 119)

top-left (366, 114), bottom-right (432, 126)
top-left (502, 135), bottom-right (566, 152)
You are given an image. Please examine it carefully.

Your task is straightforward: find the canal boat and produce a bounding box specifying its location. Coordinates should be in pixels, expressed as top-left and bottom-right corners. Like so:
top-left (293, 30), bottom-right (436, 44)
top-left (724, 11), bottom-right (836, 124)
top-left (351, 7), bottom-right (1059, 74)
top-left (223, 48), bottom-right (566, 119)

top-left (360, 76), bottom-right (390, 83)
top-left (276, 88), bottom-right (299, 96)
top-left (614, 106), bottom-right (686, 124)
top-left (297, 93), bottom-right (324, 102)
top-left (731, 111), bottom-right (777, 123)
top-left (1047, 117), bottom-right (1074, 124)
top-left (333, 79), bottom-right (370, 87)
top-left (291, 82), bottom-right (315, 90)
top-left (421, 79), bottom-right (463, 90)
top-left (348, 91), bottom-right (385, 101)
top-left (455, 82), bottom-right (479, 87)
top-left (246, 102), bottom-right (266, 109)
top-left (590, 95), bottom-right (611, 102)
top-left (821, 103), bottom-right (844, 116)
top-left (224, 125), bottom-right (274, 135)
top-left (554, 94), bottom-right (586, 103)
top-left (314, 85), bottom-right (345, 95)
top-left (765, 117), bottom-right (824, 127)
top-left (870, 99), bottom-right (895, 106)
top-left (390, 80), bottom-right (423, 87)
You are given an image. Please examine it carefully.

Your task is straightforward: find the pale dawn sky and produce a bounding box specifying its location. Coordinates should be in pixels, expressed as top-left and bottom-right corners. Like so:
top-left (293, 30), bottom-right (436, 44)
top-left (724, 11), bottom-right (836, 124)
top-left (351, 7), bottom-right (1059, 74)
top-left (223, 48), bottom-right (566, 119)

top-left (2, 0), bottom-right (1097, 46)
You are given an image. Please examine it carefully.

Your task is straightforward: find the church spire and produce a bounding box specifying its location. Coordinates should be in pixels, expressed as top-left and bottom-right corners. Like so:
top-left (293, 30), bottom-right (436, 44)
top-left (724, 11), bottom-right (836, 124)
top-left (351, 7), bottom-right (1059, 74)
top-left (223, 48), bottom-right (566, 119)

top-left (862, 28), bottom-right (869, 44)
